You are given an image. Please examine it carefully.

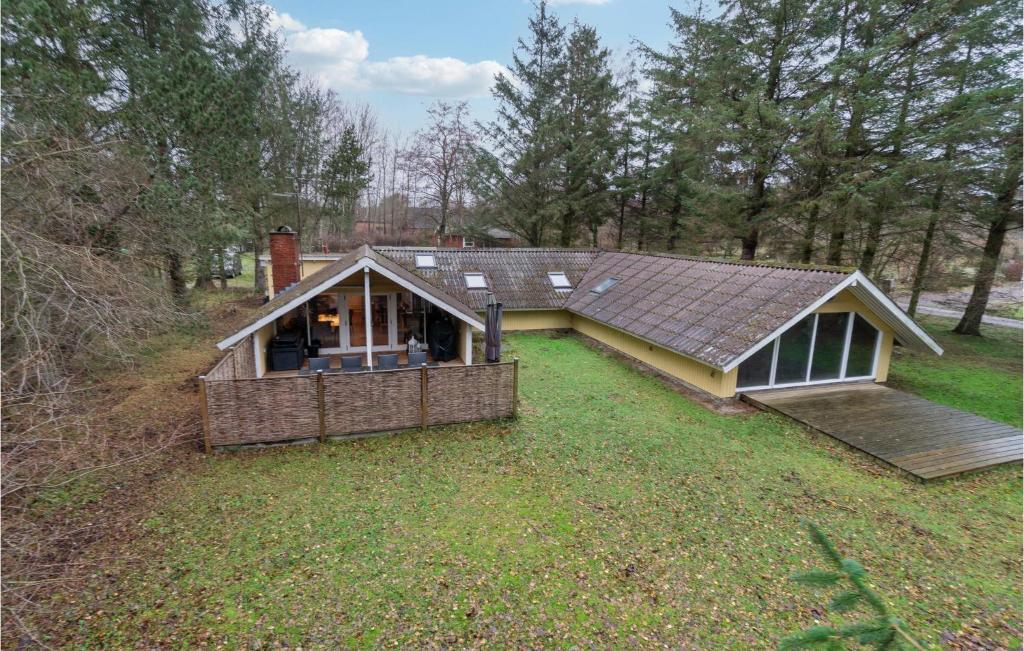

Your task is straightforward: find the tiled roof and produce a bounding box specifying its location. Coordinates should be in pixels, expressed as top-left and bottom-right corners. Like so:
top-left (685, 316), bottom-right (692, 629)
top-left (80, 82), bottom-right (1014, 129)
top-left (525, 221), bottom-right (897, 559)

top-left (563, 251), bottom-right (850, 368)
top-left (375, 247), bottom-right (600, 310)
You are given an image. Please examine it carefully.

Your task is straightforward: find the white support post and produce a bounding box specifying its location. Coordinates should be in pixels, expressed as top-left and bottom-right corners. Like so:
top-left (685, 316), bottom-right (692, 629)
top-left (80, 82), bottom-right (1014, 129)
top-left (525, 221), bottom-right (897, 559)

top-left (364, 268), bottom-right (373, 368)
top-left (463, 323), bottom-right (473, 366)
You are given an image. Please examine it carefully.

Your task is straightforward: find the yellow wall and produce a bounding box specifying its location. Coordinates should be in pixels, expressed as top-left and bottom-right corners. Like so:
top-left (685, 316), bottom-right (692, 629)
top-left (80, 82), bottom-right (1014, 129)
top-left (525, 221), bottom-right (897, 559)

top-left (265, 259), bottom-right (337, 299)
top-left (499, 310), bottom-right (572, 331)
top-left (569, 313), bottom-right (738, 398)
top-left (814, 289), bottom-right (895, 383)
top-left (253, 321), bottom-right (275, 378)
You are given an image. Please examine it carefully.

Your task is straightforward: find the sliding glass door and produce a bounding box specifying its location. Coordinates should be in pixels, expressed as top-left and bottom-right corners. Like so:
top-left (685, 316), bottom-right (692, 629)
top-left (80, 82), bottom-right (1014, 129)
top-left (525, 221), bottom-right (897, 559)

top-left (736, 312), bottom-right (881, 391)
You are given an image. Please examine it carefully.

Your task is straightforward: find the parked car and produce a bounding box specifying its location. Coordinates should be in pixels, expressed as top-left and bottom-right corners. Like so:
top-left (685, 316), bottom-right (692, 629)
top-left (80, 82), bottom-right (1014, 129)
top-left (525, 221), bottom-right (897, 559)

top-left (211, 247), bottom-right (243, 278)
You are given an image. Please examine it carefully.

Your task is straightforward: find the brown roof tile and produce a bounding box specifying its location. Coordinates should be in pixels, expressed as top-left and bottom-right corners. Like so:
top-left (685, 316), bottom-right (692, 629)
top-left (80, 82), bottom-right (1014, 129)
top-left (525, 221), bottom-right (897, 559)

top-left (563, 251), bottom-right (849, 368)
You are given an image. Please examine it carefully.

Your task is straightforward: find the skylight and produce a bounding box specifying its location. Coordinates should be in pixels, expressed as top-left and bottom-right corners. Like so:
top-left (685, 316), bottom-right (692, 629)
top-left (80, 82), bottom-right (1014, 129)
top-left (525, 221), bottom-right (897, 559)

top-left (548, 272), bottom-right (572, 289)
top-left (590, 277), bottom-right (620, 294)
top-left (464, 272), bottom-right (488, 289)
top-left (415, 253), bottom-right (436, 269)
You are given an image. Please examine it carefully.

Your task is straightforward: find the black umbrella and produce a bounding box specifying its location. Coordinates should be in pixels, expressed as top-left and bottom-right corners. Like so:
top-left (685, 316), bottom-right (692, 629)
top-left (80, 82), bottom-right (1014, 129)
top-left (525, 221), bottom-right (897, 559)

top-left (485, 297), bottom-right (503, 363)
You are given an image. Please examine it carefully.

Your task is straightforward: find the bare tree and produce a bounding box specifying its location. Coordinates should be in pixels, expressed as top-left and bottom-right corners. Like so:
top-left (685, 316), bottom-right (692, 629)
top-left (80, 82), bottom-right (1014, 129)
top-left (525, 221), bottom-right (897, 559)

top-left (406, 102), bottom-right (476, 236)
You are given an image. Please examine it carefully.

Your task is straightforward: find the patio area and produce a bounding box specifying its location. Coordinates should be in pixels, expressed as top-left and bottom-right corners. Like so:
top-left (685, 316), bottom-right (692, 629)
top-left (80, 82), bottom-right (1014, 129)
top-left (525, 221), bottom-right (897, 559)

top-left (263, 351), bottom-right (465, 378)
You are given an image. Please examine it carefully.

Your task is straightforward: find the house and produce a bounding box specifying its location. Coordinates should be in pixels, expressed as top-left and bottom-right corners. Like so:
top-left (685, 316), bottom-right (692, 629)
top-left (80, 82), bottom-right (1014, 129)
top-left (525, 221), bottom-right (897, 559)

top-left (243, 235), bottom-right (941, 400)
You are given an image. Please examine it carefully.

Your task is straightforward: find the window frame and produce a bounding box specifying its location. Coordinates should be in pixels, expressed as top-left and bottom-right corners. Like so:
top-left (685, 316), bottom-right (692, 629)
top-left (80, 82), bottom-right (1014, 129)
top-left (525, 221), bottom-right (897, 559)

top-left (590, 276), bottom-right (620, 294)
top-left (547, 271), bottom-right (572, 290)
top-left (463, 272), bottom-right (488, 290)
top-left (735, 311), bottom-right (882, 391)
top-left (414, 253), bottom-right (436, 269)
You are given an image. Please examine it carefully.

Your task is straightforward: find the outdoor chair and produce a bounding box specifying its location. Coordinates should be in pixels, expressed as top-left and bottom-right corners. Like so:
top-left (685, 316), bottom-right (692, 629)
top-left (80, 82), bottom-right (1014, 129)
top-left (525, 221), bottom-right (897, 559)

top-left (407, 351), bottom-right (427, 367)
top-left (308, 357), bottom-right (331, 371)
top-left (341, 355), bottom-right (363, 372)
top-left (377, 354), bottom-right (399, 370)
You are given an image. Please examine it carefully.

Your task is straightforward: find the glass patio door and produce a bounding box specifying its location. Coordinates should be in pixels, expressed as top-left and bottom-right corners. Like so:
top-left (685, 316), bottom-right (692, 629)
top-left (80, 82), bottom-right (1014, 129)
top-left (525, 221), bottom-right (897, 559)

top-left (342, 293), bottom-right (397, 352)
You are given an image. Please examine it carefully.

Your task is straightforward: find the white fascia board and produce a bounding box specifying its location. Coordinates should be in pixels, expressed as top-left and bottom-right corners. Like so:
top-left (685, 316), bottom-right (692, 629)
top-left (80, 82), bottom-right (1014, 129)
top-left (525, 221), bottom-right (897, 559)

top-left (722, 271), bottom-right (943, 372)
top-left (364, 259), bottom-right (485, 331)
top-left (721, 276), bottom-right (858, 372)
top-left (846, 270), bottom-right (944, 355)
top-left (216, 260), bottom-right (365, 349)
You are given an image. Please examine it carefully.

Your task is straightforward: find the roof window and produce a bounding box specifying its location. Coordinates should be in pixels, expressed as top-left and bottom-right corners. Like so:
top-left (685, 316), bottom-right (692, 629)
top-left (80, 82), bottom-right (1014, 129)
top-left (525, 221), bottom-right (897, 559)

top-left (464, 272), bottom-right (488, 289)
top-left (415, 253), bottom-right (436, 269)
top-left (590, 277), bottom-right (619, 294)
top-left (548, 272), bottom-right (572, 289)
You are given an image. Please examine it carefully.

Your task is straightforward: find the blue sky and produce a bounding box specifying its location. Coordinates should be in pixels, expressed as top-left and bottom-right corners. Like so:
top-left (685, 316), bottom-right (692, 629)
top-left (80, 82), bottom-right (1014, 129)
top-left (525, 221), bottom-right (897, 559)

top-left (265, 0), bottom-right (685, 135)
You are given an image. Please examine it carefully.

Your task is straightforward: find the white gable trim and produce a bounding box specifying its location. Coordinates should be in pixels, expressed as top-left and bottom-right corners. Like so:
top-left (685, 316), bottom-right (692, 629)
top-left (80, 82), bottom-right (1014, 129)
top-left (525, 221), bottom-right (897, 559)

top-left (216, 260), bottom-right (366, 350)
top-left (216, 256), bottom-right (484, 350)
top-left (721, 271), bottom-right (942, 372)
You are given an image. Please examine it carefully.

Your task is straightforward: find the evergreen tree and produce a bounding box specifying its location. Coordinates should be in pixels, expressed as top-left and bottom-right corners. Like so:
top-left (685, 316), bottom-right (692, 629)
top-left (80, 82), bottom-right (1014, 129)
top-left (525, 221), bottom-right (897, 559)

top-left (556, 21), bottom-right (619, 246)
top-left (322, 125), bottom-right (373, 237)
top-left (475, 1), bottom-right (566, 246)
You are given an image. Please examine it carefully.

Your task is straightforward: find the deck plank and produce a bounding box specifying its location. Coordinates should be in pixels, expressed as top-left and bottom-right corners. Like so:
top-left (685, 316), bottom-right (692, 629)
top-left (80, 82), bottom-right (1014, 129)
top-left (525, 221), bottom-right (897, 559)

top-left (742, 384), bottom-right (1022, 480)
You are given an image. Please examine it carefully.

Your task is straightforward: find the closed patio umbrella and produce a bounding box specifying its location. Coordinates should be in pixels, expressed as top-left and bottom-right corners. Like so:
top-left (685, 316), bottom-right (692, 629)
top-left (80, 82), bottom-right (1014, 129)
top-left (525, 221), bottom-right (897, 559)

top-left (485, 297), bottom-right (503, 363)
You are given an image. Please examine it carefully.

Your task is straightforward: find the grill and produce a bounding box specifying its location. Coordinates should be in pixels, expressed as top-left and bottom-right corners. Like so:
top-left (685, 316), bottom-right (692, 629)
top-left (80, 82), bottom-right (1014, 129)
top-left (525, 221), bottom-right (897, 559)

top-left (268, 331), bottom-right (305, 371)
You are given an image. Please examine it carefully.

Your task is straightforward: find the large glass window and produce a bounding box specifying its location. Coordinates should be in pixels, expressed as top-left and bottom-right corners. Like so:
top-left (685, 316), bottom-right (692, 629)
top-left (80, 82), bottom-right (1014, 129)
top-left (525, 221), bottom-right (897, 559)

top-left (845, 314), bottom-right (879, 377)
top-left (775, 315), bottom-right (814, 384)
top-left (809, 313), bottom-right (847, 381)
top-left (736, 311), bottom-right (881, 390)
top-left (737, 343), bottom-right (774, 388)
top-left (309, 294), bottom-right (340, 348)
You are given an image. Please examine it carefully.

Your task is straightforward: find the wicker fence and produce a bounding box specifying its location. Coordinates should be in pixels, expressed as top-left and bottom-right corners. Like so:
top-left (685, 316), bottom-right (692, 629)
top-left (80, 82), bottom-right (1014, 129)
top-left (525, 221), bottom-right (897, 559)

top-left (204, 335), bottom-right (257, 382)
top-left (198, 361), bottom-right (518, 450)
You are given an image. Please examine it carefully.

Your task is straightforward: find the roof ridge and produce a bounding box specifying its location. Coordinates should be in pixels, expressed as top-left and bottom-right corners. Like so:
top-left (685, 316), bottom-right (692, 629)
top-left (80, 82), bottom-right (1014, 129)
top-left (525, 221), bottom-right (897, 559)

top-left (372, 246), bottom-right (599, 253)
top-left (604, 249), bottom-right (854, 275)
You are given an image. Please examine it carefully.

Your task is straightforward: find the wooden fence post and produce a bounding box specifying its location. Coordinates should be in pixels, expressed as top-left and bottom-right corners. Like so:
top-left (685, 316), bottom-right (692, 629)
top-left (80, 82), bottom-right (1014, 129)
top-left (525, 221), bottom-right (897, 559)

top-left (316, 371), bottom-right (326, 443)
top-left (512, 357), bottom-right (519, 419)
top-left (420, 363), bottom-right (429, 431)
top-left (198, 376), bottom-right (212, 453)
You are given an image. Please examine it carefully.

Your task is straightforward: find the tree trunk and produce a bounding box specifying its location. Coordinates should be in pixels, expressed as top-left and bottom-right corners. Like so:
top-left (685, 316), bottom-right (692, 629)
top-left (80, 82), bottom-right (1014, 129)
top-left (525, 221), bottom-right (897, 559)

top-left (907, 208), bottom-right (939, 318)
top-left (859, 217), bottom-right (883, 273)
top-left (666, 196), bottom-right (682, 252)
top-left (826, 217), bottom-right (845, 266)
top-left (953, 113), bottom-right (1022, 335)
top-left (740, 226), bottom-right (759, 260)
top-left (799, 203), bottom-right (818, 263)
top-left (167, 251), bottom-right (187, 300)
top-left (559, 205), bottom-right (575, 247)
top-left (953, 214), bottom-right (1009, 335)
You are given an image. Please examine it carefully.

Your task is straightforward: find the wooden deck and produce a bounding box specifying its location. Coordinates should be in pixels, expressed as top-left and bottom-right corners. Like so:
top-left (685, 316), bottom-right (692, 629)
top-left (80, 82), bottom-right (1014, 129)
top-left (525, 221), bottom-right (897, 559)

top-left (741, 383), bottom-right (1022, 480)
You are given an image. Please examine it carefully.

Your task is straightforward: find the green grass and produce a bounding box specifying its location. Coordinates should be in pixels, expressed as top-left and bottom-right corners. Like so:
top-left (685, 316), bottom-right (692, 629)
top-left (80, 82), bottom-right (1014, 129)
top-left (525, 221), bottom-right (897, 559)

top-left (227, 252), bottom-right (257, 289)
top-left (888, 316), bottom-right (1023, 427)
top-left (67, 333), bottom-right (1021, 649)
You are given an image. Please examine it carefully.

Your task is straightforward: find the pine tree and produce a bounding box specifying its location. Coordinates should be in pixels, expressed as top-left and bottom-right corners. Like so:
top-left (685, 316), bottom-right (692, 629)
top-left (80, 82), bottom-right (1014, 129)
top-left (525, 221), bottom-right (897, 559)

top-left (556, 20), bottom-right (619, 246)
top-left (322, 126), bottom-right (373, 237)
top-left (782, 521), bottom-right (927, 650)
top-left (475, 1), bottom-right (566, 246)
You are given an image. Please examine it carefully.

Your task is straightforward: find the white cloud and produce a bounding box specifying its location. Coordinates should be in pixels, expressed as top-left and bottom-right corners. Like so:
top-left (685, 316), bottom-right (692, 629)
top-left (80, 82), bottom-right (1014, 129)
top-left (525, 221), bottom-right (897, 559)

top-left (363, 56), bottom-right (506, 97)
top-left (275, 14), bottom-right (505, 98)
top-left (548, 0), bottom-right (612, 4)
top-left (266, 9), bottom-right (306, 33)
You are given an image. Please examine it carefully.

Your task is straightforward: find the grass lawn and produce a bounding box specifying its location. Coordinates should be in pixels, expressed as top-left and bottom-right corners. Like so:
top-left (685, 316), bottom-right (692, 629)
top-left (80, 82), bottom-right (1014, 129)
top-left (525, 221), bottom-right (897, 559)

top-left (65, 330), bottom-right (1022, 649)
top-left (888, 316), bottom-right (1023, 427)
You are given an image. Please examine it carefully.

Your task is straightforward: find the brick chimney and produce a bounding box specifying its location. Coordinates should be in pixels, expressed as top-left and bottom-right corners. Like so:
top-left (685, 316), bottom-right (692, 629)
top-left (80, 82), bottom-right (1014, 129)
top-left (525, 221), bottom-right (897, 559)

top-left (269, 226), bottom-right (301, 294)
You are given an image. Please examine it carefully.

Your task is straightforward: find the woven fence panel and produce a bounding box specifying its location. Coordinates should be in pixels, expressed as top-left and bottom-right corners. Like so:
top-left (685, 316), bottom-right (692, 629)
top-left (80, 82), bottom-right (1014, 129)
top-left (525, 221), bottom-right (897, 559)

top-left (205, 377), bottom-right (319, 446)
top-left (323, 370), bottom-right (422, 435)
top-left (427, 363), bottom-right (514, 426)
top-left (205, 349), bottom-right (237, 381)
top-left (231, 336), bottom-right (256, 379)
